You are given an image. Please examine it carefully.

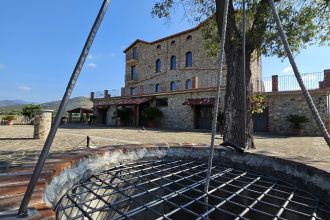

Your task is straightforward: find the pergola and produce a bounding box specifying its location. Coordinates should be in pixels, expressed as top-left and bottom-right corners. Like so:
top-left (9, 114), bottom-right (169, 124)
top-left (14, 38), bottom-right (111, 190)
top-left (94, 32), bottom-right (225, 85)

top-left (66, 107), bottom-right (93, 124)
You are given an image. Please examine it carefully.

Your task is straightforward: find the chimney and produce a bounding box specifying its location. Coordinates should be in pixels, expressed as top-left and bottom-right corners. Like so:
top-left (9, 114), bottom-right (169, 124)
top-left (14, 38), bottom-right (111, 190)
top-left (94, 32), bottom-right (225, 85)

top-left (323, 69), bottom-right (330, 89)
top-left (272, 75), bottom-right (278, 92)
top-left (104, 90), bottom-right (109, 98)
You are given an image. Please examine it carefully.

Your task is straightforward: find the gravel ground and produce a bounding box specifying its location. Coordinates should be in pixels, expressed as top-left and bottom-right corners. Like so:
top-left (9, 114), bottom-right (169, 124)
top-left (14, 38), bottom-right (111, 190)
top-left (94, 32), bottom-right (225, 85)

top-left (0, 125), bottom-right (329, 173)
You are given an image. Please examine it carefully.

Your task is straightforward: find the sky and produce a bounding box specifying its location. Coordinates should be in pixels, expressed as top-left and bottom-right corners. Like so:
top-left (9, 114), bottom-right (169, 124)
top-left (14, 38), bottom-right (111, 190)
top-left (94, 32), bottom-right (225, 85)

top-left (0, 1), bottom-right (329, 103)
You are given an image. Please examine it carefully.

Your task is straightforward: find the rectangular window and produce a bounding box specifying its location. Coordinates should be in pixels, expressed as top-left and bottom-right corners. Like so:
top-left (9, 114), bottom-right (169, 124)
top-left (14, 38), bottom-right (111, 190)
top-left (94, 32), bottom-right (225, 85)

top-left (132, 47), bottom-right (138, 59)
top-left (130, 87), bottom-right (136, 96)
top-left (131, 66), bottom-right (137, 80)
top-left (156, 98), bottom-right (168, 107)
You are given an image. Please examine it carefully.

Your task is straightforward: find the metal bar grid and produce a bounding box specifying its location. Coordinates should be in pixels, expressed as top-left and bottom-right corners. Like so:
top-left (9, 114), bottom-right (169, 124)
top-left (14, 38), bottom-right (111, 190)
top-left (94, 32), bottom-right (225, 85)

top-left (56, 160), bottom-right (330, 220)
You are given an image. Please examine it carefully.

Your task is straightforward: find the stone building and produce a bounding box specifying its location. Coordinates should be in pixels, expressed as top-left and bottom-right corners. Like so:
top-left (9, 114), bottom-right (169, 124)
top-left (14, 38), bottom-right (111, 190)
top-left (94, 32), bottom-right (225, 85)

top-left (92, 21), bottom-right (261, 130)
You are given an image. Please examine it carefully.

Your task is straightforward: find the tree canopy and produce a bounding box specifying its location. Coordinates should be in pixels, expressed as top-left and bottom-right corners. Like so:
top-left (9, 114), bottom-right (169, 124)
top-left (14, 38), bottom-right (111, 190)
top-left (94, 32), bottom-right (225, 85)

top-left (22, 104), bottom-right (41, 119)
top-left (152, 0), bottom-right (330, 58)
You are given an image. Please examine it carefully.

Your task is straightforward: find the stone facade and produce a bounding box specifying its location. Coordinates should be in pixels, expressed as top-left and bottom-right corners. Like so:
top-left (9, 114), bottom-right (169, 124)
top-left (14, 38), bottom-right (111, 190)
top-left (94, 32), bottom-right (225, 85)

top-left (93, 88), bottom-right (224, 129)
top-left (92, 22), bottom-right (261, 130)
top-left (123, 22), bottom-right (261, 97)
top-left (267, 90), bottom-right (330, 136)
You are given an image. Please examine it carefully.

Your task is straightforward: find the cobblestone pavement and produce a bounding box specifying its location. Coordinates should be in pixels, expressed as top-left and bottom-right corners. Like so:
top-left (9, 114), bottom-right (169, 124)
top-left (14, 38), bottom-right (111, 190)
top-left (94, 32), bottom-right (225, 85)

top-left (0, 125), bottom-right (329, 173)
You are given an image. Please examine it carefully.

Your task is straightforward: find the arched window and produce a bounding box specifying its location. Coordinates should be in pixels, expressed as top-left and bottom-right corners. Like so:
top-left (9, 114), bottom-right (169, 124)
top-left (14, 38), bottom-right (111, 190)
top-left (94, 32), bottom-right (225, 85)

top-left (170, 81), bottom-right (176, 91)
top-left (186, 79), bottom-right (192, 90)
top-left (132, 47), bottom-right (138, 59)
top-left (155, 83), bottom-right (160, 92)
top-left (186, 52), bottom-right (192, 67)
top-left (157, 44), bottom-right (161, 49)
top-left (156, 59), bottom-right (161, 72)
top-left (186, 35), bottom-right (192, 41)
top-left (170, 56), bottom-right (176, 70)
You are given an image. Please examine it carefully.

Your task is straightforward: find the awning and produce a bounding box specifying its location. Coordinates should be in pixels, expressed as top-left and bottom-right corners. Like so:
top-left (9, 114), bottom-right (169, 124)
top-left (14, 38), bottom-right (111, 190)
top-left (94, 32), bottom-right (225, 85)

top-left (183, 98), bottom-right (215, 106)
top-left (93, 97), bottom-right (153, 108)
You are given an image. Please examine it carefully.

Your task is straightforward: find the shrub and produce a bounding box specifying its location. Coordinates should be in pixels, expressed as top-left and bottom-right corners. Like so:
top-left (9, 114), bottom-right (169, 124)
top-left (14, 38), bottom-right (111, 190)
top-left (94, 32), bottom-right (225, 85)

top-left (116, 108), bottom-right (133, 125)
top-left (250, 93), bottom-right (267, 114)
top-left (3, 115), bottom-right (16, 121)
top-left (286, 114), bottom-right (309, 129)
top-left (142, 107), bottom-right (163, 121)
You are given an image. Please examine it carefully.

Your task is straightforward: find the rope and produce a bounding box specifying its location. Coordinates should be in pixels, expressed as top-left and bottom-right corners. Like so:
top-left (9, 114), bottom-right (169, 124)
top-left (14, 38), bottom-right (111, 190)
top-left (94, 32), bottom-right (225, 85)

top-left (242, 0), bottom-right (247, 148)
top-left (71, 137), bottom-right (88, 151)
top-left (267, 0), bottom-right (330, 148)
top-left (204, 0), bottom-right (230, 203)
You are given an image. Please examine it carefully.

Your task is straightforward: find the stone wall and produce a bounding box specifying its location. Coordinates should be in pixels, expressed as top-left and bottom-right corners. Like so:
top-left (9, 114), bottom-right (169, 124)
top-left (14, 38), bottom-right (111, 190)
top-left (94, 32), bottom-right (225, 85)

top-left (267, 90), bottom-right (330, 136)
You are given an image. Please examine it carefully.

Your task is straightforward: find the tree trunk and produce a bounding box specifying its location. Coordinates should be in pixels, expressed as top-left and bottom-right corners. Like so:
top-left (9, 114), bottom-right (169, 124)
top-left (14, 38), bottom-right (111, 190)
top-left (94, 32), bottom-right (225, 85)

top-left (215, 0), bottom-right (257, 149)
top-left (223, 45), bottom-right (255, 149)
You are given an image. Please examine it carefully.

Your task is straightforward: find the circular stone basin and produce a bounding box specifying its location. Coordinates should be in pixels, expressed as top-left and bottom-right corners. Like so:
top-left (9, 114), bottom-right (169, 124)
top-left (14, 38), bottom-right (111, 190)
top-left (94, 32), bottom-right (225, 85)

top-left (55, 160), bottom-right (330, 220)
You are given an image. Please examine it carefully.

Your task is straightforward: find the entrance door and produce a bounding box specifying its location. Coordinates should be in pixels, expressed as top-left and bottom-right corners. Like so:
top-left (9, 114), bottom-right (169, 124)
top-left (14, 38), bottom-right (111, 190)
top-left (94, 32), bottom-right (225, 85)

top-left (196, 105), bottom-right (213, 130)
top-left (253, 107), bottom-right (269, 132)
top-left (98, 109), bottom-right (108, 125)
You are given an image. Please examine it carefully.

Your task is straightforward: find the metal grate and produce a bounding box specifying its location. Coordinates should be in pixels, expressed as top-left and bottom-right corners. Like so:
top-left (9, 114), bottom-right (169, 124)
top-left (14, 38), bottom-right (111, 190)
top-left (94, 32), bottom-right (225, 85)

top-left (56, 160), bottom-right (330, 220)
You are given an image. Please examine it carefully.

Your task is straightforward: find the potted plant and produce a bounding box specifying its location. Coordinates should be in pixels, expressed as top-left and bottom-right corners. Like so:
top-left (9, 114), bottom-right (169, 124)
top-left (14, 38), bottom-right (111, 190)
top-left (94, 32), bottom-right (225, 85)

top-left (286, 114), bottom-right (309, 136)
top-left (89, 115), bottom-right (97, 125)
top-left (142, 107), bottom-right (163, 128)
top-left (3, 115), bottom-right (16, 126)
top-left (116, 108), bottom-right (133, 126)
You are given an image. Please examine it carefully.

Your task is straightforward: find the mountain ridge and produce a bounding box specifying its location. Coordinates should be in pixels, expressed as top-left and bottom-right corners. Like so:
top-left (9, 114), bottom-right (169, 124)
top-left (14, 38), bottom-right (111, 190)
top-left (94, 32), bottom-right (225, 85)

top-left (0, 96), bottom-right (93, 112)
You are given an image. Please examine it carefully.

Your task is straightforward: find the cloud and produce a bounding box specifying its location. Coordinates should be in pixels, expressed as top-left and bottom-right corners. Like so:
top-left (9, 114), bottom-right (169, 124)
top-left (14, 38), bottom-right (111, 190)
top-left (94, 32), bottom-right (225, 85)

top-left (87, 54), bottom-right (94, 60)
top-left (87, 62), bottom-right (96, 68)
top-left (0, 63), bottom-right (5, 69)
top-left (282, 66), bottom-right (293, 74)
top-left (18, 86), bottom-right (32, 91)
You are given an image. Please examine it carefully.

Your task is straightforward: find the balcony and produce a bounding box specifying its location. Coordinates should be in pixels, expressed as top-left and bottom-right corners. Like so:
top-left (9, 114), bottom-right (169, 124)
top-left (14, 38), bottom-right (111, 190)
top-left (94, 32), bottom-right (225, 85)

top-left (125, 73), bottom-right (138, 84)
top-left (126, 53), bottom-right (138, 65)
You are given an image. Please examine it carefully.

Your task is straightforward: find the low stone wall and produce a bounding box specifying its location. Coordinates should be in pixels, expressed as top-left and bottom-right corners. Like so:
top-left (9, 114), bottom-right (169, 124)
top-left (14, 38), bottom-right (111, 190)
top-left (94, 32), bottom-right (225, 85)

top-left (267, 90), bottom-right (330, 136)
top-left (44, 145), bottom-right (330, 209)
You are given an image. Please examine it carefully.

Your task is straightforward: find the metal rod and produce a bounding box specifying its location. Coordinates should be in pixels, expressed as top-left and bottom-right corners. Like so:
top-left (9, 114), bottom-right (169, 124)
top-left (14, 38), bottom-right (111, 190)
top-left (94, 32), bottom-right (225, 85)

top-left (204, 0), bottom-right (230, 202)
top-left (17, 0), bottom-right (111, 216)
top-left (267, 0), bottom-right (330, 148)
top-left (87, 136), bottom-right (90, 148)
top-left (242, 0), bottom-right (247, 148)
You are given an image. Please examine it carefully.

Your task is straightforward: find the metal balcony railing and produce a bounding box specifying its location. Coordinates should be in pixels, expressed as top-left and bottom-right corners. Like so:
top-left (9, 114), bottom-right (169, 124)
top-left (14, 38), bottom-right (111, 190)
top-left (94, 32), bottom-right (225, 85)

top-left (263, 72), bottom-right (323, 92)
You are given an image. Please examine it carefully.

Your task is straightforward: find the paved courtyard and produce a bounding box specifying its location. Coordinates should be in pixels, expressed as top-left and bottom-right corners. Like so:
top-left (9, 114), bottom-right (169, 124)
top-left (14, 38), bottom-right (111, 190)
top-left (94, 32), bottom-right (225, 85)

top-left (0, 125), bottom-right (329, 173)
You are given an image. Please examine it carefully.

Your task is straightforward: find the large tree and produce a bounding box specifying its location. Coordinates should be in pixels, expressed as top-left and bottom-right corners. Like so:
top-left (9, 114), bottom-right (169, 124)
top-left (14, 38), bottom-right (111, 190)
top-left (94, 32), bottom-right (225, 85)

top-left (152, 0), bottom-right (330, 148)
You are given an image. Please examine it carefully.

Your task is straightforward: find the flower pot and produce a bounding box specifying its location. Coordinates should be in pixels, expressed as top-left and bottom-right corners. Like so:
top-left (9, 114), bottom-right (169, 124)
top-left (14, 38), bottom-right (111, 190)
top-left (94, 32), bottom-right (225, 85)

top-left (292, 128), bottom-right (303, 136)
top-left (147, 120), bottom-right (156, 128)
top-left (6, 120), bottom-right (14, 126)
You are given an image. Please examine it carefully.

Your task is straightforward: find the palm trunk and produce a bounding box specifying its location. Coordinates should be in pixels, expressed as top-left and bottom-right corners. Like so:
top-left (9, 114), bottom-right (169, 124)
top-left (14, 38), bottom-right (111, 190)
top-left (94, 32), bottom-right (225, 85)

top-left (223, 45), bottom-right (254, 149)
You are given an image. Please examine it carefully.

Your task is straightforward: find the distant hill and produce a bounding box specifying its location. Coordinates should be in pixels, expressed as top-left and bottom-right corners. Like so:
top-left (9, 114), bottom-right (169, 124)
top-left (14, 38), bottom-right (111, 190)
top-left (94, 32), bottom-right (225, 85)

top-left (0, 96), bottom-right (93, 113)
top-left (0, 99), bottom-right (30, 107)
